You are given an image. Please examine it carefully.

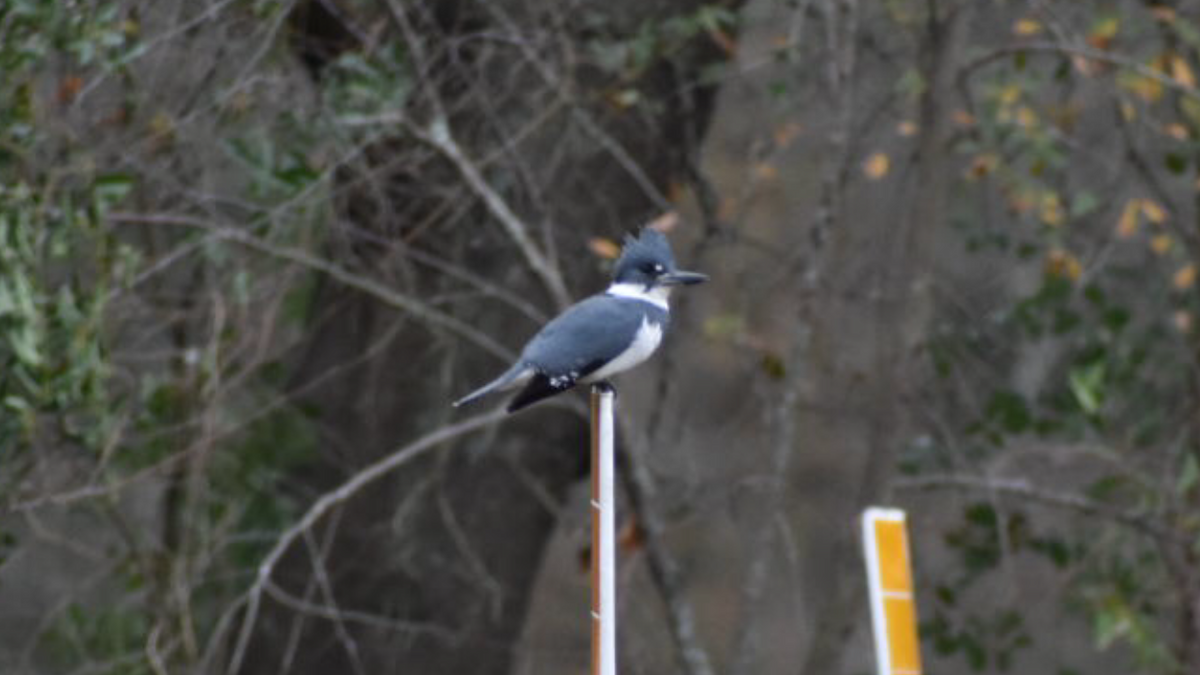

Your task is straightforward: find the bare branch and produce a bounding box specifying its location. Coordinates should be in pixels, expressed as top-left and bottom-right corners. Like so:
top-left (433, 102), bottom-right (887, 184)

top-left (617, 421), bottom-right (716, 675)
top-left (382, 0), bottom-right (569, 308)
top-left (961, 41), bottom-right (1200, 103)
top-left (107, 211), bottom-right (516, 362)
top-left (893, 473), bottom-right (1182, 543)
top-left (222, 406), bottom-right (508, 675)
top-left (409, 118), bottom-right (572, 309)
top-left (302, 528), bottom-right (366, 675)
top-left (481, 3), bottom-right (673, 212)
top-left (261, 579), bottom-right (460, 640)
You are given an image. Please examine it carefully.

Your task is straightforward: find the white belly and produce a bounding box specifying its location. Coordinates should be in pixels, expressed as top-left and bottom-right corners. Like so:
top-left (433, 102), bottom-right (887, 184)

top-left (584, 317), bottom-right (663, 382)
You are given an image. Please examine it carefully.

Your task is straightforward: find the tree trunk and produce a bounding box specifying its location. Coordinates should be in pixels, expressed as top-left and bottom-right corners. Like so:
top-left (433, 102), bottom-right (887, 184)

top-left (797, 4), bottom-right (966, 673)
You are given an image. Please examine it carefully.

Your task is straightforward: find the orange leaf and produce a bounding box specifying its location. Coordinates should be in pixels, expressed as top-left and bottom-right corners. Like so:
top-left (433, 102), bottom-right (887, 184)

top-left (1140, 198), bottom-right (1167, 224)
top-left (1121, 72), bottom-right (1164, 103)
top-left (1171, 56), bottom-right (1196, 89)
top-left (1151, 234), bottom-right (1173, 254)
top-left (754, 163), bottom-right (778, 180)
top-left (1174, 264), bottom-right (1196, 289)
top-left (1039, 193), bottom-right (1064, 226)
top-left (1013, 18), bottom-right (1042, 36)
top-left (588, 237), bottom-right (622, 259)
top-left (56, 75), bottom-right (83, 105)
top-left (1087, 17), bottom-right (1119, 50)
top-left (1165, 123), bottom-right (1189, 140)
top-left (618, 518), bottom-right (644, 552)
top-left (965, 154), bottom-right (999, 181)
top-left (1045, 249), bottom-right (1082, 281)
top-left (952, 110), bottom-right (976, 127)
top-left (1174, 310), bottom-right (1192, 333)
top-left (863, 152), bottom-right (890, 180)
top-left (1116, 199), bottom-right (1140, 238)
top-left (773, 121), bottom-right (803, 148)
top-left (896, 120), bottom-right (919, 137)
top-left (646, 210), bottom-right (680, 233)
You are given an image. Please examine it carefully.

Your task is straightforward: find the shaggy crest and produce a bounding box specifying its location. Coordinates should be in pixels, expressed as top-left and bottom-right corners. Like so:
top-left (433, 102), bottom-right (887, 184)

top-left (613, 228), bottom-right (675, 280)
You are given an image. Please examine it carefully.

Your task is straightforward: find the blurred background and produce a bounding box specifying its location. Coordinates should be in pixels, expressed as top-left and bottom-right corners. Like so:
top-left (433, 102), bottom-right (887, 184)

top-left (2, 0), bottom-right (1199, 673)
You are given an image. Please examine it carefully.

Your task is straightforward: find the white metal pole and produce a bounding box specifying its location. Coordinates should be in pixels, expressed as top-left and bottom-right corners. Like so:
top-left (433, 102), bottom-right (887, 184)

top-left (590, 384), bottom-right (617, 675)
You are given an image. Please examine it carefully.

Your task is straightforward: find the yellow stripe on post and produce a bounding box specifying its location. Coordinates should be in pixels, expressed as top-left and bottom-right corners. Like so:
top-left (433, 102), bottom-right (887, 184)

top-left (862, 507), bottom-right (923, 675)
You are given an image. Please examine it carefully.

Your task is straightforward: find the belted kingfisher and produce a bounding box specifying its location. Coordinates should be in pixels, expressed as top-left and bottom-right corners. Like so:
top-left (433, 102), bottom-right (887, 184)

top-left (453, 228), bottom-right (707, 413)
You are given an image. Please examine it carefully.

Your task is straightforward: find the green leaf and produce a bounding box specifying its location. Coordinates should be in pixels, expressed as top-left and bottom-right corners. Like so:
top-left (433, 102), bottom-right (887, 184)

top-left (759, 352), bottom-right (786, 380)
top-left (1070, 191), bottom-right (1099, 217)
top-left (1177, 454), bottom-right (1199, 496)
top-left (3, 395), bottom-right (30, 412)
top-left (1093, 603), bottom-right (1130, 649)
top-left (987, 390), bottom-right (1031, 433)
top-left (1165, 152), bottom-right (1188, 175)
top-left (1053, 307), bottom-right (1081, 334)
top-left (1068, 362), bottom-right (1105, 415)
top-left (92, 173), bottom-right (134, 207)
top-left (9, 324), bottom-right (41, 367)
top-left (1101, 306), bottom-right (1130, 332)
top-left (0, 279), bottom-right (13, 316)
top-left (895, 67), bottom-right (926, 97)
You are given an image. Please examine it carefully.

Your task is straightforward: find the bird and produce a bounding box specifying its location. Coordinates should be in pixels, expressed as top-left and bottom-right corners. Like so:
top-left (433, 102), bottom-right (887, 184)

top-left (453, 228), bottom-right (707, 413)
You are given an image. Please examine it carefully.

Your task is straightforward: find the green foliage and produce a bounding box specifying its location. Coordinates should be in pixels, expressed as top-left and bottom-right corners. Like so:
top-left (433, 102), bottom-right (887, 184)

top-left (1, 1), bottom-right (135, 148)
top-left (323, 42), bottom-right (412, 119)
top-left (584, 4), bottom-right (738, 89)
top-left (926, 503), bottom-right (1080, 670)
top-left (215, 404), bottom-right (317, 567)
top-left (1079, 550), bottom-right (1177, 671)
top-left (0, 178), bottom-right (135, 452)
top-left (924, 607), bottom-right (1031, 672)
top-left (942, 503), bottom-right (1077, 583)
top-left (0, 0), bottom-right (145, 456)
top-left (917, 5), bottom-right (1200, 669)
top-left (38, 603), bottom-right (151, 675)
top-left (224, 131), bottom-right (324, 203)
top-left (0, 2), bottom-right (331, 671)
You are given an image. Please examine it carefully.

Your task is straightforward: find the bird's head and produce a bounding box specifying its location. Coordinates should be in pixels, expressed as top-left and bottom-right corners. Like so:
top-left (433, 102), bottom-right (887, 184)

top-left (611, 228), bottom-right (708, 291)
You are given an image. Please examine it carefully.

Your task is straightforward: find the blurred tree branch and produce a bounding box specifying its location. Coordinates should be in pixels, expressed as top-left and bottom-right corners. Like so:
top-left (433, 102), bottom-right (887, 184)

top-left (894, 473), bottom-right (1181, 542)
top-left (222, 406), bottom-right (507, 675)
top-left (108, 211), bottom-right (516, 361)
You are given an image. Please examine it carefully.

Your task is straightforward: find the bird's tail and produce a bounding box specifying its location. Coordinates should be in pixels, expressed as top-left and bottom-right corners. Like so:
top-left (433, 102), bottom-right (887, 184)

top-left (452, 362), bottom-right (531, 408)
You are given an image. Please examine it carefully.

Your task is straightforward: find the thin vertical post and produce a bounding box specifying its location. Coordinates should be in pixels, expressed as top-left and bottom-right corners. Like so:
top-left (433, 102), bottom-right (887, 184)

top-left (590, 383), bottom-right (617, 675)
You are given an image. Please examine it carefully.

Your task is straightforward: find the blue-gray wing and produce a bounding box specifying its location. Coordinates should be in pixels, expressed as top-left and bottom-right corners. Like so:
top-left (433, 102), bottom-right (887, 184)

top-left (521, 295), bottom-right (666, 378)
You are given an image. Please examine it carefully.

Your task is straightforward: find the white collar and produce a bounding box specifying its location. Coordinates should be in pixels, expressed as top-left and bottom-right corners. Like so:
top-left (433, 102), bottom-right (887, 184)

top-left (606, 282), bottom-right (670, 310)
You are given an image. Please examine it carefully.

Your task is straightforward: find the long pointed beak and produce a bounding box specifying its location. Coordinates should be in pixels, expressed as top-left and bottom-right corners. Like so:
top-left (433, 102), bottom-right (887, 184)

top-left (660, 270), bottom-right (708, 286)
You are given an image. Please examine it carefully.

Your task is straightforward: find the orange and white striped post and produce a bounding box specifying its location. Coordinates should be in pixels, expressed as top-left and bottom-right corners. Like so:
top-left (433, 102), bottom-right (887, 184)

top-left (862, 507), bottom-right (923, 675)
